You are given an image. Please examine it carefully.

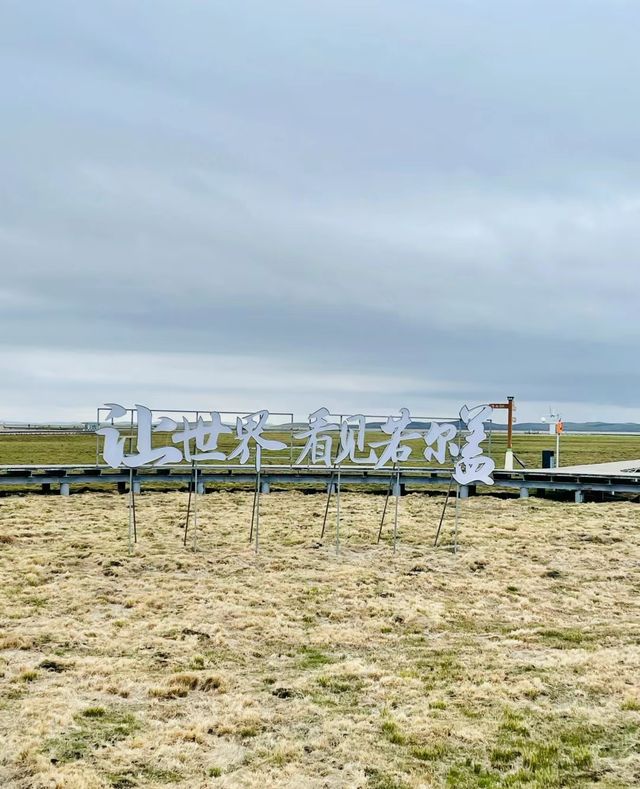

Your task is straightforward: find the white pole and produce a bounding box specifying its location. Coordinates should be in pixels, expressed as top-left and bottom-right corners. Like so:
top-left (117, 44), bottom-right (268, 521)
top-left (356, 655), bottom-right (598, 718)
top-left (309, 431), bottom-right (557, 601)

top-left (255, 447), bottom-right (261, 554)
top-left (192, 463), bottom-right (198, 551)
top-left (336, 466), bottom-right (341, 555)
top-left (393, 467), bottom-right (400, 554)
top-left (128, 468), bottom-right (134, 555)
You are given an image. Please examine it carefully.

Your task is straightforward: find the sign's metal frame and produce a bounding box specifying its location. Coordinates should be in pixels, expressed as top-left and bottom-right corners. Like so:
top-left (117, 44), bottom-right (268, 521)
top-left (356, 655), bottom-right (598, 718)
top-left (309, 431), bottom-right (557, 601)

top-left (96, 403), bottom-right (496, 555)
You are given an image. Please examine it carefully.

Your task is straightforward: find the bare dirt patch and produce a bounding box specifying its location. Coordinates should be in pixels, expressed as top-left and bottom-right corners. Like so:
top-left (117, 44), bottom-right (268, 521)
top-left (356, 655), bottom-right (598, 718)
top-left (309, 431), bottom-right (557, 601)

top-left (0, 491), bottom-right (639, 787)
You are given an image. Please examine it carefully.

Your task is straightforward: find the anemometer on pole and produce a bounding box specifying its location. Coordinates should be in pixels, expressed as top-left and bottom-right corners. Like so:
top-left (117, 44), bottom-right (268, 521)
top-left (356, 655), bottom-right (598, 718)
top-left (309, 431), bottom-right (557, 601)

top-left (541, 409), bottom-right (563, 467)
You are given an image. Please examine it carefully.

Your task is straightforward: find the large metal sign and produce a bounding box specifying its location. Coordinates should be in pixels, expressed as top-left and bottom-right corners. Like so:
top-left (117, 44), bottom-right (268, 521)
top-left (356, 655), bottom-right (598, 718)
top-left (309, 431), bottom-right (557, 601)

top-left (97, 403), bottom-right (495, 485)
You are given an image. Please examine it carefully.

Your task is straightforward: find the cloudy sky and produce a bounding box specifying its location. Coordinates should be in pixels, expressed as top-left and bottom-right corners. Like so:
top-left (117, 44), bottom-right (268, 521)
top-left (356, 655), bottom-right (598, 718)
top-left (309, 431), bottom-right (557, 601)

top-left (1, 0), bottom-right (639, 423)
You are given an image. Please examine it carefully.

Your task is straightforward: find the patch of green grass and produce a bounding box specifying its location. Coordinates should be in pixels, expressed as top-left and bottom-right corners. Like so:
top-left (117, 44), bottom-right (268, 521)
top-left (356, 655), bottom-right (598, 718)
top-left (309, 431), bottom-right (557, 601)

top-left (317, 674), bottom-right (364, 694)
top-left (520, 741), bottom-right (560, 771)
top-left (25, 595), bottom-right (47, 609)
top-left (537, 628), bottom-right (590, 648)
top-left (81, 705), bottom-right (107, 718)
top-left (106, 774), bottom-right (136, 789)
top-left (270, 748), bottom-right (296, 767)
top-left (442, 710), bottom-right (615, 788)
top-left (188, 654), bottom-right (206, 670)
top-left (44, 706), bottom-right (140, 762)
top-left (238, 725), bottom-right (260, 738)
top-left (312, 672), bottom-right (366, 709)
top-left (107, 766), bottom-right (183, 787)
top-left (381, 719), bottom-right (407, 745)
top-left (412, 741), bottom-right (449, 761)
top-left (446, 759), bottom-right (500, 787)
top-left (297, 646), bottom-right (334, 669)
top-left (595, 721), bottom-right (639, 758)
top-left (2, 685), bottom-right (26, 700)
top-left (499, 710), bottom-right (530, 739)
top-left (489, 745), bottom-right (521, 767)
top-left (417, 649), bottom-right (463, 689)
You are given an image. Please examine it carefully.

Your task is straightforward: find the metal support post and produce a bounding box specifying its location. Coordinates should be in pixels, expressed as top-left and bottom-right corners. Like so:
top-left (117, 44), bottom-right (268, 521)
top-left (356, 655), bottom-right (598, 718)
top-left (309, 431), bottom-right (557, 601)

top-left (335, 466), bottom-right (341, 555)
top-left (453, 484), bottom-right (460, 554)
top-left (393, 467), bottom-right (400, 554)
top-left (377, 465), bottom-right (396, 544)
top-left (321, 469), bottom-right (335, 540)
top-left (192, 463), bottom-right (198, 551)
top-left (434, 475), bottom-right (454, 547)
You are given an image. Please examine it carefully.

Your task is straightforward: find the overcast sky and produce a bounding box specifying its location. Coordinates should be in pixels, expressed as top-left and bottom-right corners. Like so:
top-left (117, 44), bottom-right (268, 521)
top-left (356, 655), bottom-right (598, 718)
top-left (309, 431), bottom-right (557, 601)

top-left (1, 0), bottom-right (639, 423)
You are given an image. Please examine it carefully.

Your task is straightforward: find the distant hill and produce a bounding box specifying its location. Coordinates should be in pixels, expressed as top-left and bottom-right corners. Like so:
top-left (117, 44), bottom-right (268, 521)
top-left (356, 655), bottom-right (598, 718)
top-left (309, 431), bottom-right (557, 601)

top-left (487, 422), bottom-right (640, 434)
top-left (283, 420), bottom-right (640, 434)
top-left (4, 419), bottom-right (640, 435)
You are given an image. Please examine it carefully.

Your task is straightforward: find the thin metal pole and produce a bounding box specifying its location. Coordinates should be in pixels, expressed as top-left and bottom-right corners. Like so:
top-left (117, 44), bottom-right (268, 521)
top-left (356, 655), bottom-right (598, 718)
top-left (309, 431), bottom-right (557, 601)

top-left (192, 463), bottom-right (198, 551)
top-left (393, 467), bottom-right (400, 554)
top-left (249, 474), bottom-right (258, 542)
top-left (183, 461), bottom-right (194, 546)
top-left (131, 476), bottom-right (137, 544)
top-left (255, 466), bottom-right (261, 554)
top-left (453, 483), bottom-right (460, 554)
top-left (434, 475), bottom-right (454, 548)
top-left (377, 464), bottom-right (397, 543)
top-left (128, 468), bottom-right (134, 555)
top-left (129, 409), bottom-right (135, 457)
top-left (335, 466), bottom-right (341, 555)
top-left (255, 445), bottom-right (261, 553)
top-left (320, 468), bottom-right (335, 540)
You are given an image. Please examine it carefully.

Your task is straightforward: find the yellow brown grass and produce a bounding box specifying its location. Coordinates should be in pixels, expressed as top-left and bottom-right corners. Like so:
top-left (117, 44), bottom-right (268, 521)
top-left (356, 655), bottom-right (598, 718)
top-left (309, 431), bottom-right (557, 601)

top-left (0, 490), bottom-right (639, 787)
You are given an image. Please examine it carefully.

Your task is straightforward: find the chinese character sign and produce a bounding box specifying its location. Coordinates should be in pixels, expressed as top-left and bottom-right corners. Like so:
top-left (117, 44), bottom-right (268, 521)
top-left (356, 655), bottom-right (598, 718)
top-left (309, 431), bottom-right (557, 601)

top-left (97, 404), bottom-right (495, 485)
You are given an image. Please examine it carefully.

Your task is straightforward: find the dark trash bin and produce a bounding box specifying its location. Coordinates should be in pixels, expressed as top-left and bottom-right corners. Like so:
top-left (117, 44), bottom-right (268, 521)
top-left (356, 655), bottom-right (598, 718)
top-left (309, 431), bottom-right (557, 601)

top-left (541, 450), bottom-right (555, 469)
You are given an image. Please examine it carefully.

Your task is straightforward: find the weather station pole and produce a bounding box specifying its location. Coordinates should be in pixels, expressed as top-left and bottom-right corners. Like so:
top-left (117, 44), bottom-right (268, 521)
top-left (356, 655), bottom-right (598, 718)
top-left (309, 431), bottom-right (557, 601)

top-left (489, 396), bottom-right (516, 470)
top-left (506, 396), bottom-right (514, 470)
top-left (541, 409), bottom-right (562, 468)
top-left (555, 415), bottom-right (563, 467)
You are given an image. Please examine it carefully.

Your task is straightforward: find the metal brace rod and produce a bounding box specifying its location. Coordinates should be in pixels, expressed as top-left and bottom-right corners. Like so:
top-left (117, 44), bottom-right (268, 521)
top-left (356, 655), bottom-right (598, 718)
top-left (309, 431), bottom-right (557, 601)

top-left (183, 461), bottom-right (195, 547)
top-left (249, 470), bottom-right (259, 542)
top-left (377, 464), bottom-right (397, 543)
top-left (392, 466), bottom-right (400, 553)
top-left (320, 468), bottom-right (336, 540)
top-left (127, 467), bottom-right (137, 554)
top-left (249, 448), bottom-right (262, 553)
top-left (192, 463), bottom-right (199, 552)
top-left (335, 465), bottom-right (341, 555)
top-left (433, 475), bottom-right (454, 548)
top-left (453, 483), bottom-right (460, 554)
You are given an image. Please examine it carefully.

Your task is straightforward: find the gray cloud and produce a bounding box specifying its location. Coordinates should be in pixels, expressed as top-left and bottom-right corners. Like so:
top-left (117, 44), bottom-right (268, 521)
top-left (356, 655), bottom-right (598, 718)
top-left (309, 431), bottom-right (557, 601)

top-left (1, 0), bottom-right (639, 421)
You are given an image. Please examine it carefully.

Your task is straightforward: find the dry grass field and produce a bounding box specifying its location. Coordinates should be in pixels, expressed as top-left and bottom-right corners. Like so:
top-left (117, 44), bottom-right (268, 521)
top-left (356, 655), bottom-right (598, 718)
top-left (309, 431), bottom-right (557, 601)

top-left (0, 491), bottom-right (639, 788)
